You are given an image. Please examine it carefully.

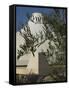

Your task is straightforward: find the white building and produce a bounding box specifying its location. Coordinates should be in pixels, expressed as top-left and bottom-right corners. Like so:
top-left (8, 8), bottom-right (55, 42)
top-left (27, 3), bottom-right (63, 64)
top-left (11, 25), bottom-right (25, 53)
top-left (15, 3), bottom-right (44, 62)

top-left (16, 12), bottom-right (57, 75)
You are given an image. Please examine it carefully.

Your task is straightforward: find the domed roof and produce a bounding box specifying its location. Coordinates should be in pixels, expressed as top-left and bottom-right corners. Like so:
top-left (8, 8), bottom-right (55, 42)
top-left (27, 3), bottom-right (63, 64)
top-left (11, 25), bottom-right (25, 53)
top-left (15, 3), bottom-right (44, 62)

top-left (31, 12), bottom-right (43, 17)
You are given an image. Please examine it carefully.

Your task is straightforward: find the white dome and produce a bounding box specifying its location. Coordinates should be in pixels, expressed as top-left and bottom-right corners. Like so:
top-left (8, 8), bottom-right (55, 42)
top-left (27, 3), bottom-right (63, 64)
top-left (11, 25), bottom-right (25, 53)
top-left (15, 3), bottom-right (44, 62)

top-left (32, 12), bottom-right (43, 17)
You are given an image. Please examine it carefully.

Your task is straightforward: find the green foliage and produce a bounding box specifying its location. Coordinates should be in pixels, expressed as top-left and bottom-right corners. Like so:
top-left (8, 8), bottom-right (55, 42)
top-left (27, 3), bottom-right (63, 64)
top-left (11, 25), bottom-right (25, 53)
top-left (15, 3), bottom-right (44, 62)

top-left (17, 49), bottom-right (24, 59)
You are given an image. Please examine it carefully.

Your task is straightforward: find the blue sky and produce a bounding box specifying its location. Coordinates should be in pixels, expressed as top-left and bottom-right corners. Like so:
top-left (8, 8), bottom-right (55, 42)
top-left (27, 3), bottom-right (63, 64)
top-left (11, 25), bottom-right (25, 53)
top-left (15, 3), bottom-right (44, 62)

top-left (16, 6), bottom-right (55, 32)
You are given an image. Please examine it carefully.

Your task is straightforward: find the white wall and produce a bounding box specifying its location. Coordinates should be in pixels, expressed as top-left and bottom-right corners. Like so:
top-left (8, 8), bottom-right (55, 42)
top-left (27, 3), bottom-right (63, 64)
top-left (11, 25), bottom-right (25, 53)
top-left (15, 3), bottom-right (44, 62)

top-left (0, 0), bottom-right (69, 89)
